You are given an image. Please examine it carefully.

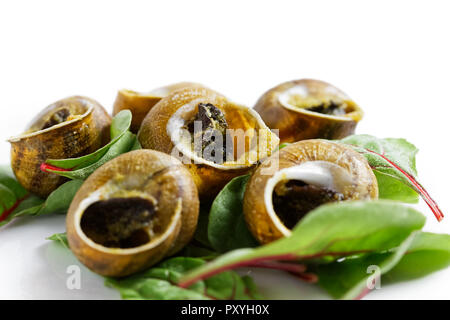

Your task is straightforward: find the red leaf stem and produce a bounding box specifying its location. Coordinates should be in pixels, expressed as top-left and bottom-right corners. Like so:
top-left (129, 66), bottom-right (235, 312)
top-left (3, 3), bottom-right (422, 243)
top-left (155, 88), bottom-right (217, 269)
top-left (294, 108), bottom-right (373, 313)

top-left (364, 148), bottom-right (444, 222)
top-left (0, 195), bottom-right (30, 223)
top-left (40, 163), bottom-right (72, 173)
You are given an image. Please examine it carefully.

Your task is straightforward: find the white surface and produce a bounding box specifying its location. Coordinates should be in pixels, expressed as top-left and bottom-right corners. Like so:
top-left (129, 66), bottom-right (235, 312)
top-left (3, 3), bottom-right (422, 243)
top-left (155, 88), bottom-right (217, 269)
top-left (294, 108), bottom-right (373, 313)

top-left (0, 0), bottom-right (449, 300)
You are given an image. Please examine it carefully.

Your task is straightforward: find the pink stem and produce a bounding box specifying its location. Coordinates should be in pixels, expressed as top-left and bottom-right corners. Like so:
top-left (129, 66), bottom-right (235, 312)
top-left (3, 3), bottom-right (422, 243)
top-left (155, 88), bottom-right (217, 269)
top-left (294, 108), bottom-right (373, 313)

top-left (178, 250), bottom-right (369, 288)
top-left (245, 261), bottom-right (307, 274)
top-left (291, 272), bottom-right (319, 284)
top-left (178, 254), bottom-right (298, 288)
top-left (365, 149), bottom-right (444, 222)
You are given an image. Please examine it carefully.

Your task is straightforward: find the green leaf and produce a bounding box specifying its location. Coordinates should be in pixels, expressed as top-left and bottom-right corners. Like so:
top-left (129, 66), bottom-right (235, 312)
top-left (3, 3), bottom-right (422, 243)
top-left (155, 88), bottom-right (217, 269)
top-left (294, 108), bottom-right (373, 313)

top-left (314, 231), bottom-right (450, 299)
top-left (341, 135), bottom-right (418, 175)
top-left (0, 165), bottom-right (30, 212)
top-left (208, 175), bottom-right (258, 252)
top-left (373, 171), bottom-right (418, 203)
top-left (105, 257), bottom-right (263, 300)
top-left (45, 110), bottom-right (132, 170)
top-left (278, 143), bottom-right (290, 150)
top-left (46, 233), bottom-right (259, 300)
top-left (0, 183), bottom-right (17, 212)
top-left (193, 204), bottom-right (214, 248)
top-left (0, 194), bottom-right (44, 228)
top-left (131, 136), bottom-right (142, 150)
top-left (313, 232), bottom-right (417, 299)
top-left (0, 165), bottom-right (28, 199)
top-left (340, 135), bottom-right (419, 203)
top-left (178, 201), bottom-right (426, 288)
top-left (45, 131), bottom-right (137, 180)
top-left (0, 165), bottom-right (44, 227)
top-left (178, 243), bottom-right (219, 261)
top-left (47, 232), bottom-right (69, 249)
top-left (0, 177), bottom-right (82, 228)
top-left (38, 180), bottom-right (83, 215)
top-left (340, 134), bottom-right (443, 221)
top-left (110, 110), bottom-right (133, 139)
top-left (384, 232), bottom-right (450, 283)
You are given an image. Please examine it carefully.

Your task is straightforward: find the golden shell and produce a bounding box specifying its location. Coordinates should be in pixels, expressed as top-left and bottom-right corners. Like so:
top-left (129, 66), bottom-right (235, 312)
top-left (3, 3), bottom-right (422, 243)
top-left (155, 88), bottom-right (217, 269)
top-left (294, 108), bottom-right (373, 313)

top-left (66, 150), bottom-right (199, 277)
top-left (137, 86), bottom-right (280, 199)
top-left (243, 140), bottom-right (378, 244)
top-left (113, 82), bottom-right (203, 133)
top-left (8, 96), bottom-right (111, 197)
top-left (254, 79), bottom-right (363, 143)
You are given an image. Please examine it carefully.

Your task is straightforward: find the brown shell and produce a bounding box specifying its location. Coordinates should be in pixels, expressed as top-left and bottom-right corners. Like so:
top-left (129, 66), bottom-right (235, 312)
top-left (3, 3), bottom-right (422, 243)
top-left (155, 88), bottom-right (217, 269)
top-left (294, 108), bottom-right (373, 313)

top-left (8, 96), bottom-right (111, 197)
top-left (243, 140), bottom-right (378, 244)
top-left (254, 79), bottom-right (363, 143)
top-left (66, 150), bottom-right (199, 277)
top-left (137, 86), bottom-right (280, 199)
top-left (113, 82), bottom-right (203, 133)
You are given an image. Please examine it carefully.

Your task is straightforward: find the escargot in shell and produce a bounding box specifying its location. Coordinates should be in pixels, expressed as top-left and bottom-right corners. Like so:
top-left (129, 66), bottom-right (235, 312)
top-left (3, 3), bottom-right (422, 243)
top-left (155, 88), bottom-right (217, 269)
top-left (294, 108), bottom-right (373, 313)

top-left (243, 140), bottom-right (378, 244)
top-left (8, 96), bottom-right (111, 197)
top-left (254, 79), bottom-right (363, 143)
top-left (138, 86), bottom-right (280, 199)
top-left (66, 150), bottom-right (199, 277)
top-left (113, 82), bottom-right (203, 133)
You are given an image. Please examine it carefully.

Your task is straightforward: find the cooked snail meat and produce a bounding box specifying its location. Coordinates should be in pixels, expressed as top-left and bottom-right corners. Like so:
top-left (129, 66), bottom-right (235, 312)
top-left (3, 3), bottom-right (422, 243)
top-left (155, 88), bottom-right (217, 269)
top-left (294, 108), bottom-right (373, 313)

top-left (80, 197), bottom-right (155, 249)
top-left (41, 108), bottom-right (72, 129)
top-left (184, 102), bottom-right (232, 164)
top-left (273, 179), bottom-right (344, 229)
top-left (304, 100), bottom-right (347, 116)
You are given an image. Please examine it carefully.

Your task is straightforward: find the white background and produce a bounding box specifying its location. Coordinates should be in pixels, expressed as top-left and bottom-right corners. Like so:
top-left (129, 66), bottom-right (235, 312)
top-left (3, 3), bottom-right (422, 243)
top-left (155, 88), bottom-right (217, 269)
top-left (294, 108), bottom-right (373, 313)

top-left (0, 0), bottom-right (449, 299)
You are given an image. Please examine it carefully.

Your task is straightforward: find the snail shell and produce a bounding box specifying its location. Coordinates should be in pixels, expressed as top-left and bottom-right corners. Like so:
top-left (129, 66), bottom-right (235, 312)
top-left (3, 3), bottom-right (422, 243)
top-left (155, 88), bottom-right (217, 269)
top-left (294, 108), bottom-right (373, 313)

top-left (138, 86), bottom-right (280, 199)
top-left (8, 96), bottom-right (111, 197)
top-left (66, 150), bottom-right (199, 277)
top-left (113, 82), bottom-right (203, 133)
top-left (254, 79), bottom-right (363, 143)
top-left (243, 140), bottom-right (378, 244)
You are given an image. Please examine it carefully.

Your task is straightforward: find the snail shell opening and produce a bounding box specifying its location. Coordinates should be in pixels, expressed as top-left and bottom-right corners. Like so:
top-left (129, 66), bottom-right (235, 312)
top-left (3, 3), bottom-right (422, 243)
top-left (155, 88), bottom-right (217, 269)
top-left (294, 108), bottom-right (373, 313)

top-left (72, 183), bottom-right (182, 255)
top-left (278, 84), bottom-right (361, 121)
top-left (263, 160), bottom-right (355, 236)
top-left (167, 99), bottom-right (279, 170)
top-left (8, 97), bottom-right (94, 142)
top-left (244, 140), bottom-right (378, 244)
